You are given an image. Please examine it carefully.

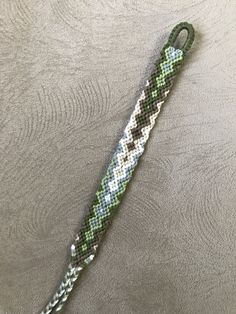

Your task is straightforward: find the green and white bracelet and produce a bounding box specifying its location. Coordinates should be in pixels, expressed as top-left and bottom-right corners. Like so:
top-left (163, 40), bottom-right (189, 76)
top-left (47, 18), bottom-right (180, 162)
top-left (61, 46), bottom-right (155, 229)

top-left (41, 22), bottom-right (195, 314)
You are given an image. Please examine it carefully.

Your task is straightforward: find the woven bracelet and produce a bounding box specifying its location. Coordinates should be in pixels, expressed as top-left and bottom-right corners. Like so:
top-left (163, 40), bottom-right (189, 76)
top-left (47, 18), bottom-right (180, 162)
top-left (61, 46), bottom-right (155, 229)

top-left (41, 22), bottom-right (195, 314)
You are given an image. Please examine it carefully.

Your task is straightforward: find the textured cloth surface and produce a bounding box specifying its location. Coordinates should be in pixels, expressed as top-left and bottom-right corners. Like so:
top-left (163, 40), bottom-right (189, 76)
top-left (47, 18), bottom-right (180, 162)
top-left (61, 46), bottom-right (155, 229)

top-left (0, 1), bottom-right (235, 314)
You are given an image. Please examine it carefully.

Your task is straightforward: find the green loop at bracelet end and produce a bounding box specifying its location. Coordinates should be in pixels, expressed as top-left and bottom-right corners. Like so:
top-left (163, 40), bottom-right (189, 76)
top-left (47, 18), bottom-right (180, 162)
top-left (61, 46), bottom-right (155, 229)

top-left (167, 22), bottom-right (195, 55)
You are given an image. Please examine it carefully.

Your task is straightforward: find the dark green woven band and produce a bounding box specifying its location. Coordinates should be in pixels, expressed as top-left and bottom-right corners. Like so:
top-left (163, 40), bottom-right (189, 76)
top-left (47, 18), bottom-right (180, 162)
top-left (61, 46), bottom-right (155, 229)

top-left (41, 22), bottom-right (195, 314)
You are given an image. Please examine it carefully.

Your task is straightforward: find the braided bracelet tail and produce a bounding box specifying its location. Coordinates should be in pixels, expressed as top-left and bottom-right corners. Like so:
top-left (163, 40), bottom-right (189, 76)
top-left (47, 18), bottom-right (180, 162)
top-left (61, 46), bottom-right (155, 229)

top-left (40, 22), bottom-right (195, 314)
top-left (41, 264), bottom-right (81, 314)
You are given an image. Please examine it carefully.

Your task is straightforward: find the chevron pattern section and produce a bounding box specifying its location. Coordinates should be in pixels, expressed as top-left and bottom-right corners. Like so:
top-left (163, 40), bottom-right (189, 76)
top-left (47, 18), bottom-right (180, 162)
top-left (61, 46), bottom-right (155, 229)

top-left (72, 45), bottom-right (184, 266)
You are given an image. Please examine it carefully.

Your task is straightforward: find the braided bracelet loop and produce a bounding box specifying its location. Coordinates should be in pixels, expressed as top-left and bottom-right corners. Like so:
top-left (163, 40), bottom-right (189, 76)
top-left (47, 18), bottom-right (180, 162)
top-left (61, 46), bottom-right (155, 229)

top-left (167, 22), bottom-right (194, 55)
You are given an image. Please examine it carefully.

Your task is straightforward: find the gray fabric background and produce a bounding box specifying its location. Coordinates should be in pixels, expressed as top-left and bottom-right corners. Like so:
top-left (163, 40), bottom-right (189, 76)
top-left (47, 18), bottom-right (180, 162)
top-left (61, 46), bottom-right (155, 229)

top-left (0, 1), bottom-right (235, 313)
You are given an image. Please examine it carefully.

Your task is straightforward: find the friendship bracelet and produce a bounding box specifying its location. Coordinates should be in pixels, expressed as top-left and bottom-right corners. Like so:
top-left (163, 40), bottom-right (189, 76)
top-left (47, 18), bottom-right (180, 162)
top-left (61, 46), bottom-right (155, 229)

top-left (41, 22), bottom-right (195, 314)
